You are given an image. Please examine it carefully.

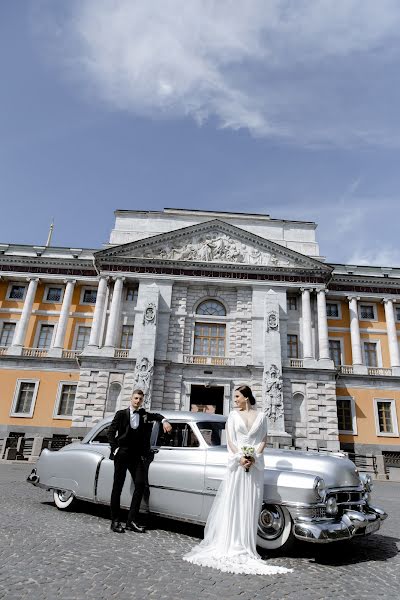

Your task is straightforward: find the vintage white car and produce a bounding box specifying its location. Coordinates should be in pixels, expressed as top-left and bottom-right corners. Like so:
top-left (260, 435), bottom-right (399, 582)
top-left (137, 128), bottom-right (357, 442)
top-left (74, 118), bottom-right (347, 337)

top-left (28, 411), bottom-right (387, 551)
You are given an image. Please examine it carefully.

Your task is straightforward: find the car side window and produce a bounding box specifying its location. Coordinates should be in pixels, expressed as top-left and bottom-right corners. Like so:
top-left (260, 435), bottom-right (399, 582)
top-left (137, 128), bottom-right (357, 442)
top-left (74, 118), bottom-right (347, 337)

top-left (156, 423), bottom-right (199, 448)
top-left (91, 425), bottom-right (110, 444)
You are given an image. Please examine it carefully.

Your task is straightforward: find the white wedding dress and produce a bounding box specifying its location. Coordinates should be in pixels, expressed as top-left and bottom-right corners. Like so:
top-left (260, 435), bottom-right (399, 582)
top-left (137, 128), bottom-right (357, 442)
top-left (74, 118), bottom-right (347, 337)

top-left (183, 410), bottom-right (292, 575)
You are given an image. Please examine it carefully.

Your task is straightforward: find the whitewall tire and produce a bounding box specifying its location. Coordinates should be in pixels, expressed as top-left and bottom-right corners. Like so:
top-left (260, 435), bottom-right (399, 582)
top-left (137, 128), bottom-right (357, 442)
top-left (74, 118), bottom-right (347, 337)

top-left (53, 489), bottom-right (76, 510)
top-left (257, 503), bottom-right (294, 551)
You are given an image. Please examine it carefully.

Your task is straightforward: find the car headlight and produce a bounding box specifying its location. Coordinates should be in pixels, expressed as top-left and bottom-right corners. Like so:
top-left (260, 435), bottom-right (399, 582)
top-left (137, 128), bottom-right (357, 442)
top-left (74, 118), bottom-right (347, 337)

top-left (326, 496), bottom-right (338, 516)
top-left (314, 476), bottom-right (326, 500)
top-left (363, 491), bottom-right (371, 503)
top-left (360, 473), bottom-right (373, 492)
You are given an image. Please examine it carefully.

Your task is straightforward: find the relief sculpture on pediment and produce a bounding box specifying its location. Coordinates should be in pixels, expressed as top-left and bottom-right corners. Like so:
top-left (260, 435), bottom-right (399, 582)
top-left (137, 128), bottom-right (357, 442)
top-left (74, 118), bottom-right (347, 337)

top-left (142, 232), bottom-right (294, 266)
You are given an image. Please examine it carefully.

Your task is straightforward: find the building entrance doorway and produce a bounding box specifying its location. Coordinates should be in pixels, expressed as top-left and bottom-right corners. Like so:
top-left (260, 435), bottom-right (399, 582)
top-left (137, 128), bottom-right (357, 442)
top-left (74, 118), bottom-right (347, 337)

top-left (190, 385), bottom-right (224, 414)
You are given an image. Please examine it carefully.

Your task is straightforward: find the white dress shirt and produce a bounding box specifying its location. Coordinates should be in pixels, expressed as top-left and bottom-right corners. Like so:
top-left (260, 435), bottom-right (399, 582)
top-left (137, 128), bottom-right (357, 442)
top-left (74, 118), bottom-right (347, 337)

top-left (129, 406), bottom-right (141, 429)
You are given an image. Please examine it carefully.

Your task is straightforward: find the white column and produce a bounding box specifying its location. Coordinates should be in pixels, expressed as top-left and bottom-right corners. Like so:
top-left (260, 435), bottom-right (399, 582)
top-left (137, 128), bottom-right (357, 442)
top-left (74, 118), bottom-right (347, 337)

top-left (104, 277), bottom-right (124, 350)
top-left (348, 296), bottom-right (363, 365)
top-left (383, 299), bottom-right (400, 368)
top-left (317, 289), bottom-right (330, 360)
top-left (8, 278), bottom-right (39, 353)
top-left (301, 288), bottom-right (313, 359)
top-left (51, 280), bottom-right (75, 351)
top-left (87, 276), bottom-right (108, 348)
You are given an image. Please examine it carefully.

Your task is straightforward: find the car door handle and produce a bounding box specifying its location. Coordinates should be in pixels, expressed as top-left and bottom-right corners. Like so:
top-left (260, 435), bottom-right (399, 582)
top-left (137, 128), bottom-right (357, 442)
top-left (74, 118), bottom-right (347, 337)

top-left (151, 449), bottom-right (159, 454)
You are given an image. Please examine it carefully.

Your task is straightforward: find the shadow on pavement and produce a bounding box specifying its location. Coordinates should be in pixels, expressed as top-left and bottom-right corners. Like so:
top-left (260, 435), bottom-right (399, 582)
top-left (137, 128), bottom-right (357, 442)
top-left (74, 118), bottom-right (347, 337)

top-left (278, 534), bottom-right (400, 565)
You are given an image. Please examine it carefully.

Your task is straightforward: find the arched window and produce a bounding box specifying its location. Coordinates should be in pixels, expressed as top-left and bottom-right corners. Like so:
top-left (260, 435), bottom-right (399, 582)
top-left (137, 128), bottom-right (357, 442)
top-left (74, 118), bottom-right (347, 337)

top-left (196, 300), bottom-right (226, 316)
top-left (106, 382), bottom-right (121, 413)
top-left (292, 392), bottom-right (305, 424)
top-left (194, 299), bottom-right (226, 357)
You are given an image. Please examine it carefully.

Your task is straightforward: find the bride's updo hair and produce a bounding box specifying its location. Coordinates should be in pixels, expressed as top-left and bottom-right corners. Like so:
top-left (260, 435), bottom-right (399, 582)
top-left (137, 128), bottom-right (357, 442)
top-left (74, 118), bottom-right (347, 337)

top-left (235, 385), bottom-right (256, 406)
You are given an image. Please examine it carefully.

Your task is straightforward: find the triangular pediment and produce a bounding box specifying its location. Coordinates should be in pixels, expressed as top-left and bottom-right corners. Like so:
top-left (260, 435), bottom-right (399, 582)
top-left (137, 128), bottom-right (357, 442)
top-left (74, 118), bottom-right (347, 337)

top-left (95, 219), bottom-right (330, 272)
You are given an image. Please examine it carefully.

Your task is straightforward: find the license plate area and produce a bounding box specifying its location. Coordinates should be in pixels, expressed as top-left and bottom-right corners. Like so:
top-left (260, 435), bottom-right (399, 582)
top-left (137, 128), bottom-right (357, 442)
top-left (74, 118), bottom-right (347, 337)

top-left (365, 520), bottom-right (380, 535)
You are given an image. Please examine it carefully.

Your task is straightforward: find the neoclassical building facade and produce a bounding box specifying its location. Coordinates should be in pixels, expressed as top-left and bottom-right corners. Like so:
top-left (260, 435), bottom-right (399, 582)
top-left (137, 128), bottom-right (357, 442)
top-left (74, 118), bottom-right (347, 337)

top-left (1, 208), bottom-right (400, 460)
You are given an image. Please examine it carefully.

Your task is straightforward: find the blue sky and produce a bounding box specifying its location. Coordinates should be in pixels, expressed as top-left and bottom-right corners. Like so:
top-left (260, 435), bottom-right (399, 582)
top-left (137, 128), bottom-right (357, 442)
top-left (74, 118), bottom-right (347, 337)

top-left (1, 0), bottom-right (400, 266)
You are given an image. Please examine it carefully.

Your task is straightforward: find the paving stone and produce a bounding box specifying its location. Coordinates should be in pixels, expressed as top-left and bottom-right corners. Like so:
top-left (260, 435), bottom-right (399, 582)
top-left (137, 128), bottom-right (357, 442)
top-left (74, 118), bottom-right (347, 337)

top-left (0, 465), bottom-right (399, 600)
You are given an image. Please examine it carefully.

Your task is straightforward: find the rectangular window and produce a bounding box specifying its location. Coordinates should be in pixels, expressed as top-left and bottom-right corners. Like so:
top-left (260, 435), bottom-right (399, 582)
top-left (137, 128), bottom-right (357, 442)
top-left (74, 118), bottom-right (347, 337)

top-left (37, 324), bottom-right (55, 349)
top-left (120, 325), bottom-right (134, 349)
top-left (0, 322), bottom-right (16, 347)
top-left (9, 285), bottom-right (26, 300)
top-left (376, 401), bottom-right (394, 434)
top-left (75, 326), bottom-right (91, 351)
top-left (326, 303), bottom-right (339, 318)
top-left (337, 399), bottom-right (354, 433)
top-left (287, 334), bottom-right (299, 359)
top-left (56, 384), bottom-right (77, 417)
top-left (46, 287), bottom-right (62, 302)
top-left (329, 339), bottom-right (342, 365)
top-left (193, 323), bottom-right (226, 356)
top-left (14, 382), bottom-right (36, 414)
top-left (287, 296), bottom-right (297, 311)
top-left (396, 306), bottom-right (400, 321)
top-left (82, 289), bottom-right (97, 304)
top-left (360, 304), bottom-right (375, 320)
top-left (126, 287), bottom-right (135, 301)
top-left (364, 342), bottom-right (378, 367)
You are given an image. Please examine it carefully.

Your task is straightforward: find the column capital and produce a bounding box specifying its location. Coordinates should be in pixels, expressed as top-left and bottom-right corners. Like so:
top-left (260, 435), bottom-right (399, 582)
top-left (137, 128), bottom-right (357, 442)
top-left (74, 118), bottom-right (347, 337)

top-left (382, 297), bottom-right (396, 304)
top-left (26, 277), bottom-right (40, 283)
top-left (315, 287), bottom-right (327, 295)
top-left (63, 278), bottom-right (77, 285)
top-left (113, 276), bottom-right (125, 283)
top-left (300, 287), bottom-right (312, 293)
top-left (347, 295), bottom-right (360, 302)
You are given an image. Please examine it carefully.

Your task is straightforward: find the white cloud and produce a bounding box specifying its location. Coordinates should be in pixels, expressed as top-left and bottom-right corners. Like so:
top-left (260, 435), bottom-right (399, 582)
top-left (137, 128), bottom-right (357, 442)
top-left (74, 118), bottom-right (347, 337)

top-left (347, 247), bottom-right (400, 267)
top-left (37, 0), bottom-right (400, 145)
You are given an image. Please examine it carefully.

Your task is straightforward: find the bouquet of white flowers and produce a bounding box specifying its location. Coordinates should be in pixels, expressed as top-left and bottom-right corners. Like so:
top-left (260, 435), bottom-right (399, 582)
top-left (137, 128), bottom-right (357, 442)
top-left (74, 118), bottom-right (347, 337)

top-left (240, 445), bottom-right (255, 472)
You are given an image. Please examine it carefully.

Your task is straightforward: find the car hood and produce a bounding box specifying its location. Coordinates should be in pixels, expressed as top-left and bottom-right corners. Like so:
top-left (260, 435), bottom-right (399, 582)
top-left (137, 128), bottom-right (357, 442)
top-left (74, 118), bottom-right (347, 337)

top-left (208, 446), bottom-right (361, 488)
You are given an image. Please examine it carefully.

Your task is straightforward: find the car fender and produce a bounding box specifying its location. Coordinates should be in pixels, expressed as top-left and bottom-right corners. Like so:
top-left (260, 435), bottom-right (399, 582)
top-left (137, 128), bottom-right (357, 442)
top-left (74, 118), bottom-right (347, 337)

top-left (35, 448), bottom-right (104, 501)
top-left (263, 469), bottom-right (322, 506)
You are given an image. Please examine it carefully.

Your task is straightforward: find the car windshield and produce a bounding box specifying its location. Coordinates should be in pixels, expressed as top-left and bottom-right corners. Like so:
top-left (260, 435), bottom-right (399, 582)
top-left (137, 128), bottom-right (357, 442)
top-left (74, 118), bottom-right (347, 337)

top-left (197, 421), bottom-right (226, 447)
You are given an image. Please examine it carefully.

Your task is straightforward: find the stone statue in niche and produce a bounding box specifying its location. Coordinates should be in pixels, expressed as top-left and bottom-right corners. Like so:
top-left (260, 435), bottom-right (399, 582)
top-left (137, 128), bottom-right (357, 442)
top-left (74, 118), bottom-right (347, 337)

top-left (263, 364), bottom-right (284, 422)
top-left (266, 310), bottom-right (279, 332)
top-left (143, 301), bottom-right (157, 325)
top-left (132, 357), bottom-right (153, 408)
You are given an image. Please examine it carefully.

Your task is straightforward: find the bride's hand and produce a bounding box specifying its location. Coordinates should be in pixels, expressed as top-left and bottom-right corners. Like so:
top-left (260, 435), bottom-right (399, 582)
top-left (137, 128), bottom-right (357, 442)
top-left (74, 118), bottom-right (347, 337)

top-left (240, 457), bottom-right (253, 469)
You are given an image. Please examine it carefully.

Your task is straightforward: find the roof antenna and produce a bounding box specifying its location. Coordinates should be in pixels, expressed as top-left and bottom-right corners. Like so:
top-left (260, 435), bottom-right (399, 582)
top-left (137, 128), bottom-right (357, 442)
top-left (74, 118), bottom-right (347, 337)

top-left (45, 218), bottom-right (54, 247)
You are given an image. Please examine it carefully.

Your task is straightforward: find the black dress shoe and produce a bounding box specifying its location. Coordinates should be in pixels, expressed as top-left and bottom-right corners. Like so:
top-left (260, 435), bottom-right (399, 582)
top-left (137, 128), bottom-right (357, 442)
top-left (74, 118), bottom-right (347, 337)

top-left (110, 521), bottom-right (125, 533)
top-left (125, 521), bottom-right (146, 533)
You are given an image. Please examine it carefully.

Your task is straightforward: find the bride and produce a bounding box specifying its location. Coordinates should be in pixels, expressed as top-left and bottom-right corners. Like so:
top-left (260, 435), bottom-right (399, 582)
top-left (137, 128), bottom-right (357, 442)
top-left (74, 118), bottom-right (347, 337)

top-left (183, 385), bottom-right (292, 575)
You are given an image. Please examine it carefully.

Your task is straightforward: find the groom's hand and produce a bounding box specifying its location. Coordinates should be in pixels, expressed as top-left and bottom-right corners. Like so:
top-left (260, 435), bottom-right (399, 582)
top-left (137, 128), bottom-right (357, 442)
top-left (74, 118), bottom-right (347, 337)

top-left (163, 421), bottom-right (172, 434)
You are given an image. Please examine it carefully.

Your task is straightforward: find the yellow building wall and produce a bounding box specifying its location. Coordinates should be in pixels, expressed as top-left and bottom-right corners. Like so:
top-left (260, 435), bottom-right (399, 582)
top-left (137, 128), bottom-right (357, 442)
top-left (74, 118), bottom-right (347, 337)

top-left (0, 369), bottom-right (78, 429)
top-left (337, 385), bottom-right (400, 446)
top-left (0, 282), bottom-right (95, 350)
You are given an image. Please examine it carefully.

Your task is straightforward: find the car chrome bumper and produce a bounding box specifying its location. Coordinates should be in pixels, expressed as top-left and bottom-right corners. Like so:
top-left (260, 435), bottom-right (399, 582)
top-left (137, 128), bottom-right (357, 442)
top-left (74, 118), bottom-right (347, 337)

top-left (294, 505), bottom-right (388, 543)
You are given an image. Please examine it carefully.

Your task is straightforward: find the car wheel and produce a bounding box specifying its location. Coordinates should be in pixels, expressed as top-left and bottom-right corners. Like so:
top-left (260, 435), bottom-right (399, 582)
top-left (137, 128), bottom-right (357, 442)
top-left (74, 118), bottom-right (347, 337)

top-left (257, 503), bottom-right (294, 551)
top-left (53, 489), bottom-right (76, 510)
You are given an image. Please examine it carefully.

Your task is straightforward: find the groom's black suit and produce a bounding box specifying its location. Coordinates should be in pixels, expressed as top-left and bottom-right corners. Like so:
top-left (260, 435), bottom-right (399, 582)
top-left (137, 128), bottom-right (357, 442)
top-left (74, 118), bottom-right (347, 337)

top-left (107, 407), bottom-right (165, 523)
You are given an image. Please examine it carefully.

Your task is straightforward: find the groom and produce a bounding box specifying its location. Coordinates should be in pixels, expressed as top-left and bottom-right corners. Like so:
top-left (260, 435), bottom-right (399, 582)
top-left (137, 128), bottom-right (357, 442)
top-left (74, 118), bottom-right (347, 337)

top-left (107, 388), bottom-right (172, 533)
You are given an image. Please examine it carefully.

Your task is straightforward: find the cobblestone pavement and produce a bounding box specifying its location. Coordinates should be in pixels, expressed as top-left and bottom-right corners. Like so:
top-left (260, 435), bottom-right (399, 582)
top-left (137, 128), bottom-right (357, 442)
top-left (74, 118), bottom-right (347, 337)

top-left (0, 464), bottom-right (399, 600)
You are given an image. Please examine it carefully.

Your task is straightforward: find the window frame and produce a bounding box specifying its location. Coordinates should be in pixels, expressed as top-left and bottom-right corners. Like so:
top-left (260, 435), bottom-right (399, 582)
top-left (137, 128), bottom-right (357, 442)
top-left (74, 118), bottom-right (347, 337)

top-left (80, 286), bottom-right (98, 305)
top-left (328, 337), bottom-right (344, 366)
top-left (42, 285), bottom-right (64, 304)
top-left (0, 320), bottom-right (16, 347)
top-left (326, 301), bottom-right (342, 320)
top-left (125, 287), bottom-right (136, 302)
top-left (373, 398), bottom-right (399, 437)
top-left (73, 324), bottom-right (91, 351)
top-left (195, 299), bottom-right (227, 317)
top-left (53, 381), bottom-right (78, 419)
top-left (155, 422), bottom-right (201, 449)
top-left (395, 305), bottom-right (400, 322)
top-left (10, 379), bottom-right (40, 418)
top-left (34, 322), bottom-right (56, 349)
top-left (336, 396), bottom-right (357, 435)
top-left (358, 303), bottom-right (377, 322)
top-left (119, 324), bottom-right (134, 350)
top-left (6, 283), bottom-right (27, 302)
top-left (362, 340), bottom-right (381, 367)
top-left (287, 295), bottom-right (298, 311)
top-left (192, 321), bottom-right (227, 357)
top-left (287, 334), bottom-right (299, 359)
